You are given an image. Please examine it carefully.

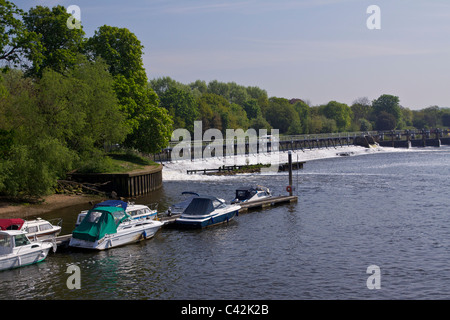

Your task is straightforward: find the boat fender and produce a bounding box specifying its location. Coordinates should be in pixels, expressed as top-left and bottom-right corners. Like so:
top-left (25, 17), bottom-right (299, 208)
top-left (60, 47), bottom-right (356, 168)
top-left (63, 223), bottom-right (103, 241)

top-left (286, 185), bottom-right (292, 193)
top-left (142, 230), bottom-right (147, 239)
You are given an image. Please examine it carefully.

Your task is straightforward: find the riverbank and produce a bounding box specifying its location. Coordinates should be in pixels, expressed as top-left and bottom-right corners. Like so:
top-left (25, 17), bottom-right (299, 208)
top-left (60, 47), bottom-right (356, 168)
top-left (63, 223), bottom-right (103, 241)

top-left (0, 194), bottom-right (102, 218)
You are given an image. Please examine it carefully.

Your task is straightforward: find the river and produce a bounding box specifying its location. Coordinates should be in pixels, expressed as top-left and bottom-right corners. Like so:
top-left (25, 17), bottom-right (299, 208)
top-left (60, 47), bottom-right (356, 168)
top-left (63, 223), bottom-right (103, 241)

top-left (1, 145), bottom-right (449, 300)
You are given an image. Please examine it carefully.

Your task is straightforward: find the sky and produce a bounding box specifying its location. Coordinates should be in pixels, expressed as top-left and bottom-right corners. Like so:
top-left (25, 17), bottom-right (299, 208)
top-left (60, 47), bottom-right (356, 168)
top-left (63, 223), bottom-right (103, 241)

top-left (19, 0), bottom-right (450, 110)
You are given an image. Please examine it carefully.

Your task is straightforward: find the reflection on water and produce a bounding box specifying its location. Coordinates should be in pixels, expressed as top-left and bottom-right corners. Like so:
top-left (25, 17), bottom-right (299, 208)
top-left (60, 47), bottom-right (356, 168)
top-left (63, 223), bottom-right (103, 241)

top-left (1, 147), bottom-right (450, 299)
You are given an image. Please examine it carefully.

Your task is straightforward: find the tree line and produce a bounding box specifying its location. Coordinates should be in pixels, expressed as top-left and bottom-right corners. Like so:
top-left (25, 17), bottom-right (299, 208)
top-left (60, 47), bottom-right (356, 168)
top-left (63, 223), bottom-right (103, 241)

top-left (0, 1), bottom-right (448, 199)
top-left (150, 77), bottom-right (450, 136)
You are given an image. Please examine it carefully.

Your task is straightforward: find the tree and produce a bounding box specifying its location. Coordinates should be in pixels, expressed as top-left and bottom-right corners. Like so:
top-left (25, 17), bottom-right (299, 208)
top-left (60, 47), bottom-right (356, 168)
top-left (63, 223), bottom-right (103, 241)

top-left (22, 5), bottom-right (86, 77)
top-left (320, 101), bottom-right (352, 132)
top-left (292, 100), bottom-right (310, 134)
top-left (372, 94), bottom-right (402, 128)
top-left (376, 111), bottom-right (397, 130)
top-left (87, 25), bottom-right (172, 152)
top-left (159, 86), bottom-right (198, 133)
top-left (0, 0), bottom-right (43, 70)
top-left (265, 97), bottom-right (300, 134)
top-left (87, 25), bottom-right (146, 85)
top-left (242, 99), bottom-right (261, 119)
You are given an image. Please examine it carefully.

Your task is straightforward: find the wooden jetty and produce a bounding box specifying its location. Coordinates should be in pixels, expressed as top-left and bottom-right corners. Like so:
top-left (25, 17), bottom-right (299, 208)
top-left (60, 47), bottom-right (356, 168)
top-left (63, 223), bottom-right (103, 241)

top-left (237, 195), bottom-right (298, 213)
top-left (187, 162), bottom-right (304, 175)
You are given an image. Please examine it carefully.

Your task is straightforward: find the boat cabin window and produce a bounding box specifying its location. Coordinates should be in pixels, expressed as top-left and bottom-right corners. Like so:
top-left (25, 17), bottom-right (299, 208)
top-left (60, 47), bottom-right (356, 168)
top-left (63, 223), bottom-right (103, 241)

top-left (88, 211), bottom-right (103, 223)
top-left (14, 234), bottom-right (30, 247)
top-left (26, 226), bottom-right (38, 233)
top-left (0, 234), bottom-right (12, 248)
top-left (39, 223), bottom-right (53, 231)
top-left (112, 210), bottom-right (127, 225)
top-left (257, 192), bottom-right (267, 198)
top-left (0, 234), bottom-right (12, 254)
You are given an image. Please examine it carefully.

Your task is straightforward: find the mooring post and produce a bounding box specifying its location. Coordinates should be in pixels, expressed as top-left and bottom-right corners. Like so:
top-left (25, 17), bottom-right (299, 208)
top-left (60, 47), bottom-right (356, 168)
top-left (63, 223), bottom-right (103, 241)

top-left (288, 150), bottom-right (293, 196)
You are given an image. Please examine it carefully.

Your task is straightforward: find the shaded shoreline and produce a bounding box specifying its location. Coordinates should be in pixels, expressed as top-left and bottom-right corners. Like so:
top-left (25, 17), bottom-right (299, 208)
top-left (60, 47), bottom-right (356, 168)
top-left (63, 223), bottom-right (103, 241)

top-left (0, 194), bottom-right (102, 218)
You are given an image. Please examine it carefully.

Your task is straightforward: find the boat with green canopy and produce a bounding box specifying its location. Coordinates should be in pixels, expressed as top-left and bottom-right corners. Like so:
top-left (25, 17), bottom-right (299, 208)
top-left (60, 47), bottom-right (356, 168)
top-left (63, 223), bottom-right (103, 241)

top-left (69, 206), bottom-right (162, 250)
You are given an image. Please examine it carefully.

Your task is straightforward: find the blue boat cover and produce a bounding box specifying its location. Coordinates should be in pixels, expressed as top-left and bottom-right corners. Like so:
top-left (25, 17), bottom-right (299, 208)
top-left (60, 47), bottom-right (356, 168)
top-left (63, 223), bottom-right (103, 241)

top-left (93, 200), bottom-right (128, 211)
top-left (183, 198), bottom-right (215, 216)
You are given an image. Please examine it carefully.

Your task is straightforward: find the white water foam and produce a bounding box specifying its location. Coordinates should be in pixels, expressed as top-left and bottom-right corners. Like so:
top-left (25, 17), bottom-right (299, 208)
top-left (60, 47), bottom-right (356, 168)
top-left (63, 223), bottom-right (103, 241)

top-left (161, 145), bottom-right (410, 181)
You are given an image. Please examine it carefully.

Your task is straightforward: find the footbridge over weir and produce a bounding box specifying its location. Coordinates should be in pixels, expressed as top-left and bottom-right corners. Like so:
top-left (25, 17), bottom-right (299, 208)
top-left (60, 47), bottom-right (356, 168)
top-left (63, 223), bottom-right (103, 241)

top-left (153, 129), bottom-right (450, 162)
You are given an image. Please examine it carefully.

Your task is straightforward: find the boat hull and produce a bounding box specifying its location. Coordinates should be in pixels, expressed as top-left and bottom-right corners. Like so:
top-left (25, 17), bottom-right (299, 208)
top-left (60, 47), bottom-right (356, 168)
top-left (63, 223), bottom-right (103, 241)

top-left (175, 209), bottom-right (238, 229)
top-left (0, 243), bottom-right (52, 271)
top-left (69, 221), bottom-right (162, 250)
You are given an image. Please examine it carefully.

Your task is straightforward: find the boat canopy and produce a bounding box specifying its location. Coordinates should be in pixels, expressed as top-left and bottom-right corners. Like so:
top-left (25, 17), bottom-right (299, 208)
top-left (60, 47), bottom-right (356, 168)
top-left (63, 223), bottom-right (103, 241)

top-left (183, 197), bottom-right (225, 216)
top-left (0, 219), bottom-right (25, 231)
top-left (72, 207), bottom-right (130, 242)
top-left (235, 187), bottom-right (258, 201)
top-left (93, 200), bottom-right (128, 211)
top-left (172, 193), bottom-right (200, 210)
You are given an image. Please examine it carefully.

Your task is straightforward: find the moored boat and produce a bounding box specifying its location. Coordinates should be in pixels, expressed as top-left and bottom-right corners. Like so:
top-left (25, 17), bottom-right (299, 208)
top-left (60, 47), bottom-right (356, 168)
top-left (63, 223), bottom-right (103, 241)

top-left (0, 230), bottom-right (54, 271)
top-left (0, 218), bottom-right (62, 242)
top-left (231, 185), bottom-right (272, 204)
top-left (69, 205), bottom-right (163, 250)
top-left (175, 196), bottom-right (240, 228)
top-left (167, 192), bottom-right (199, 216)
top-left (75, 200), bottom-right (158, 227)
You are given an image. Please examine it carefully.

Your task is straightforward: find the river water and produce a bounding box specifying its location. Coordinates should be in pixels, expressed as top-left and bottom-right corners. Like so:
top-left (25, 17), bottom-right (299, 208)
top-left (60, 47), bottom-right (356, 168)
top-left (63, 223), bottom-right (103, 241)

top-left (1, 146), bottom-right (450, 300)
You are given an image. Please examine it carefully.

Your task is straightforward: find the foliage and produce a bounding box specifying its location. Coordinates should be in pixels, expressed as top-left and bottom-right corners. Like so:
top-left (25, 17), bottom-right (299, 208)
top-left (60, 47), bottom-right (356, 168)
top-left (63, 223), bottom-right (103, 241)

top-left (22, 5), bottom-right (85, 77)
top-left (265, 97), bottom-right (300, 134)
top-left (0, 0), bottom-right (43, 70)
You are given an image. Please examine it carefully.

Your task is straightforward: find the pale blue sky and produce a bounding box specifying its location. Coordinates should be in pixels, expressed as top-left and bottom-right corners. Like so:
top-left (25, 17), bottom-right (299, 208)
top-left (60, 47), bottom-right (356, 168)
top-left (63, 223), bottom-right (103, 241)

top-left (20, 0), bottom-right (450, 109)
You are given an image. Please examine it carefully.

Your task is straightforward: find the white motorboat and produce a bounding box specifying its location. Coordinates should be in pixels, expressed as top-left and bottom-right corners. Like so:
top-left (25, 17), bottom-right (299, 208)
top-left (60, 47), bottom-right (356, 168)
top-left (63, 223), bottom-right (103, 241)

top-left (69, 205), bottom-right (163, 250)
top-left (0, 230), bottom-right (54, 271)
top-left (231, 186), bottom-right (272, 204)
top-left (175, 196), bottom-right (240, 228)
top-left (0, 218), bottom-right (62, 242)
top-left (75, 200), bottom-right (158, 227)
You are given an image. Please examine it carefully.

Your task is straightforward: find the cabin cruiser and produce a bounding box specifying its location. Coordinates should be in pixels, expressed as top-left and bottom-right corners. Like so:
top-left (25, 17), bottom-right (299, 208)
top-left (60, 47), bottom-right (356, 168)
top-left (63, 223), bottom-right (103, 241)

top-left (175, 196), bottom-right (240, 228)
top-left (69, 205), bottom-right (163, 250)
top-left (0, 218), bottom-right (62, 242)
top-left (75, 200), bottom-right (158, 227)
top-left (0, 230), bottom-right (54, 271)
top-left (231, 186), bottom-right (272, 204)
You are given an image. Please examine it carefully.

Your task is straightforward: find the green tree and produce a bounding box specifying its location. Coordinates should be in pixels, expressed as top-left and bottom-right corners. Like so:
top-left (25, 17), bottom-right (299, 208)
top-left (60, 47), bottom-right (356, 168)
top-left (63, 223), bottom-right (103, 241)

top-left (265, 97), bottom-right (300, 134)
top-left (242, 99), bottom-right (261, 119)
top-left (320, 101), bottom-right (352, 132)
top-left (87, 25), bottom-right (146, 85)
top-left (376, 111), bottom-right (397, 130)
top-left (372, 94), bottom-right (402, 128)
top-left (292, 100), bottom-right (310, 134)
top-left (87, 25), bottom-right (172, 152)
top-left (22, 5), bottom-right (86, 77)
top-left (196, 93), bottom-right (231, 133)
top-left (0, 0), bottom-right (43, 70)
top-left (159, 86), bottom-right (198, 133)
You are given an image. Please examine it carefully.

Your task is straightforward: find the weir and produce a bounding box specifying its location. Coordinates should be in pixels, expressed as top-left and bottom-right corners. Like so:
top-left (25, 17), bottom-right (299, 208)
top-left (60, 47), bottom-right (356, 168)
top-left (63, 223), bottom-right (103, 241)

top-left (154, 129), bottom-right (449, 162)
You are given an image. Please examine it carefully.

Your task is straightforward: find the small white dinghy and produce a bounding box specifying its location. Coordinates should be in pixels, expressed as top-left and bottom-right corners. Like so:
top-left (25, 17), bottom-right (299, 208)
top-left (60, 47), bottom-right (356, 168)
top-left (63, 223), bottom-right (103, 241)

top-left (0, 230), bottom-right (54, 271)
